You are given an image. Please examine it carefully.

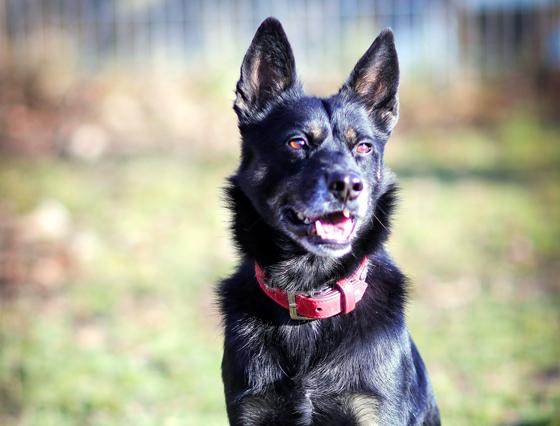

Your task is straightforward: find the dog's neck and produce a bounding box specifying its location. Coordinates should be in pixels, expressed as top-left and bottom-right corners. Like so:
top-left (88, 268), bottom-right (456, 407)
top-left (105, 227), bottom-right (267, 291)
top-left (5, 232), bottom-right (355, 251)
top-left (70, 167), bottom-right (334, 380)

top-left (226, 175), bottom-right (398, 292)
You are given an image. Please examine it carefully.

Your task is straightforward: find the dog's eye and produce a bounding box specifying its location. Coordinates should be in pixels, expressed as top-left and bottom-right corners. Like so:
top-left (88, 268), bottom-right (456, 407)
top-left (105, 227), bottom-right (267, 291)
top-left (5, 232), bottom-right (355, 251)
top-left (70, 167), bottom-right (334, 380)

top-left (287, 138), bottom-right (307, 151)
top-left (355, 142), bottom-right (373, 154)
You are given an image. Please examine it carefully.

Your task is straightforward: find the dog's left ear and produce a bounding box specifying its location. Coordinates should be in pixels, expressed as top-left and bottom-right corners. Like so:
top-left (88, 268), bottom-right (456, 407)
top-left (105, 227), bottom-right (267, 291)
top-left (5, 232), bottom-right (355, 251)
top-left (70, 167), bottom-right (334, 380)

top-left (341, 28), bottom-right (400, 134)
top-left (234, 17), bottom-right (300, 123)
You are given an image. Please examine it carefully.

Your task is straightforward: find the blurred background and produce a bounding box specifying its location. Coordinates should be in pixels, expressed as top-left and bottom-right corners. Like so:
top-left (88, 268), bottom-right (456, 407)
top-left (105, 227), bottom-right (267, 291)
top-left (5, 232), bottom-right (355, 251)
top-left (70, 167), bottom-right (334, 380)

top-left (0, 0), bottom-right (559, 425)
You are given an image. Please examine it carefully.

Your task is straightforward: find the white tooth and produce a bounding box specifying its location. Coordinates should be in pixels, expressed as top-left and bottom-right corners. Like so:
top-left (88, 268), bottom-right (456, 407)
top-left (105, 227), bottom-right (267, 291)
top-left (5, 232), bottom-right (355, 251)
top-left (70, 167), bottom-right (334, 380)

top-left (315, 220), bottom-right (325, 237)
top-left (303, 217), bottom-right (311, 224)
top-left (343, 208), bottom-right (350, 218)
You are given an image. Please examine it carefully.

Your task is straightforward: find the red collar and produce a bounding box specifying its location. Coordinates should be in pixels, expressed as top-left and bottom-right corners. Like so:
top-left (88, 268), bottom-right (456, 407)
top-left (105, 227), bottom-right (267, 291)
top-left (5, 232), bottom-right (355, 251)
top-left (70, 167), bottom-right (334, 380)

top-left (255, 258), bottom-right (369, 320)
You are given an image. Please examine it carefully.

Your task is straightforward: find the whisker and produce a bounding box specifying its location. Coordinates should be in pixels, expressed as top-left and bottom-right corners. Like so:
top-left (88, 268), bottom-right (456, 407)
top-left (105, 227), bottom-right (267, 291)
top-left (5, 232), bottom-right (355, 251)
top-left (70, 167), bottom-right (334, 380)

top-left (372, 212), bottom-right (390, 233)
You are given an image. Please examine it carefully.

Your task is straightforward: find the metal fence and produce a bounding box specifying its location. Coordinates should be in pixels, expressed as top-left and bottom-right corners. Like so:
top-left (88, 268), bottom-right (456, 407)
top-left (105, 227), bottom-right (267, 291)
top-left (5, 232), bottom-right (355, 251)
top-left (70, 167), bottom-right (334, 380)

top-left (0, 0), bottom-right (559, 81)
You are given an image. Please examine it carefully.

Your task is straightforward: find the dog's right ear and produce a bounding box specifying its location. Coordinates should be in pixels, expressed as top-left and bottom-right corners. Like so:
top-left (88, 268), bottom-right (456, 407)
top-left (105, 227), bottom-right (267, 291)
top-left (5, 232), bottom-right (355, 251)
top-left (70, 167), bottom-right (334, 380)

top-left (234, 17), bottom-right (299, 122)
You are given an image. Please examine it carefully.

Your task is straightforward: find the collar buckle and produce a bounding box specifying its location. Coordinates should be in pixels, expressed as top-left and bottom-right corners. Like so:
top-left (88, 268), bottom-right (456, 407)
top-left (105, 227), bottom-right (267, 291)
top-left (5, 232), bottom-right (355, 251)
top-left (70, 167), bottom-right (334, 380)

top-left (287, 292), bottom-right (314, 320)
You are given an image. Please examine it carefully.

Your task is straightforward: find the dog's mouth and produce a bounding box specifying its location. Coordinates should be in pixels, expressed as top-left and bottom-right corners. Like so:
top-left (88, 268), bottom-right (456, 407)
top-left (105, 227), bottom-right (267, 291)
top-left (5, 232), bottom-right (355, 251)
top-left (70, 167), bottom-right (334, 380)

top-left (284, 207), bottom-right (357, 244)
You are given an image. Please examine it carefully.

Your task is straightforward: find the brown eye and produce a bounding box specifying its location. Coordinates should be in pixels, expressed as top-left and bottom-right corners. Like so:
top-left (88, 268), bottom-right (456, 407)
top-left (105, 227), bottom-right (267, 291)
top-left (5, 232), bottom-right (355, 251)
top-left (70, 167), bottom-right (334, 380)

top-left (356, 142), bottom-right (372, 154)
top-left (288, 138), bottom-right (307, 150)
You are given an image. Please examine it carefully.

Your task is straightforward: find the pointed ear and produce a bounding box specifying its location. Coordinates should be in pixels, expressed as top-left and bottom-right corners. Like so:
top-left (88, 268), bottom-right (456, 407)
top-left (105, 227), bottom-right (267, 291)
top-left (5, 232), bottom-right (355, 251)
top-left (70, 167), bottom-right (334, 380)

top-left (341, 28), bottom-right (400, 133)
top-left (234, 17), bottom-right (300, 122)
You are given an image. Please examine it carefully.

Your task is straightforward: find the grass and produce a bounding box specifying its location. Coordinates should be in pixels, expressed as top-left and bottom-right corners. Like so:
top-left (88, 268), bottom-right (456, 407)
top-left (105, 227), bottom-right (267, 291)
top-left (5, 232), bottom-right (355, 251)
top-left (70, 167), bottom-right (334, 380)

top-left (0, 113), bottom-right (559, 425)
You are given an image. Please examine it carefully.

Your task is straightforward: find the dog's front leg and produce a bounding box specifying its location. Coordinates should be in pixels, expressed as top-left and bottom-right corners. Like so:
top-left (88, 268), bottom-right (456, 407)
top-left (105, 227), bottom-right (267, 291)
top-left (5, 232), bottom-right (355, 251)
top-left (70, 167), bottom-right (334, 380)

top-left (222, 347), bottom-right (301, 426)
top-left (226, 392), bottom-right (296, 426)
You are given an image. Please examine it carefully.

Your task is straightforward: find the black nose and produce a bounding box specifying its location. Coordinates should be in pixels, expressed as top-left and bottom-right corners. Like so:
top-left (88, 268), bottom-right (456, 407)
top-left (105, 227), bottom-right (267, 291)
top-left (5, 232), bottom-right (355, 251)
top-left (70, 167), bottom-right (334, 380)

top-left (328, 172), bottom-right (364, 202)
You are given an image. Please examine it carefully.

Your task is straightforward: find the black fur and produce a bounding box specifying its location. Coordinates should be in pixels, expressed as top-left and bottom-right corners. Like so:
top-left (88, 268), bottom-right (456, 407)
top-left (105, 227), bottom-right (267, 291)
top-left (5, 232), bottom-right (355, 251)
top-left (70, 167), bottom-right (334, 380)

top-left (218, 17), bottom-right (440, 425)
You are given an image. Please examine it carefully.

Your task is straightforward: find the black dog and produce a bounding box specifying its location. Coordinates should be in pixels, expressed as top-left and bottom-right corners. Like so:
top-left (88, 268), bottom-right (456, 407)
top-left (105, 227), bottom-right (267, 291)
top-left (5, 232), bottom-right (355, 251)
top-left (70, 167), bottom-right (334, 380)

top-left (218, 17), bottom-right (440, 426)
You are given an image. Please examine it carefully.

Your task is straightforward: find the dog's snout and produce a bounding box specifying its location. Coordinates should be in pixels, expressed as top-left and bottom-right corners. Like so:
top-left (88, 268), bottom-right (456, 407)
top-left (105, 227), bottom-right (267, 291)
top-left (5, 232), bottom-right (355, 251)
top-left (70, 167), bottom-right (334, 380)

top-left (328, 172), bottom-right (363, 202)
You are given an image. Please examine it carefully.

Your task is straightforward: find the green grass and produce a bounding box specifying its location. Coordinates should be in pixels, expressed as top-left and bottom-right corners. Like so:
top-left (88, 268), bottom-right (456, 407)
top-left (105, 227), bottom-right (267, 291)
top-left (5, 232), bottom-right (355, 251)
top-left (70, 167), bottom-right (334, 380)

top-left (0, 113), bottom-right (559, 425)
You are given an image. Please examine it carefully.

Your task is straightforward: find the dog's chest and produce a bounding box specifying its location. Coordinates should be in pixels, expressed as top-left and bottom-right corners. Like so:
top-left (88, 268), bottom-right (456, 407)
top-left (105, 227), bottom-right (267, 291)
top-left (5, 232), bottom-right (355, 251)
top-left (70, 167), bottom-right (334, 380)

top-left (264, 321), bottom-right (376, 387)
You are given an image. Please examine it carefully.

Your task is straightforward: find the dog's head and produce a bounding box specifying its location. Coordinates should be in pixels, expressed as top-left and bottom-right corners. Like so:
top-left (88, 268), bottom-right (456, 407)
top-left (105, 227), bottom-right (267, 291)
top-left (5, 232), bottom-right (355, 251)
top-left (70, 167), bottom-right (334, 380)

top-left (233, 17), bottom-right (399, 258)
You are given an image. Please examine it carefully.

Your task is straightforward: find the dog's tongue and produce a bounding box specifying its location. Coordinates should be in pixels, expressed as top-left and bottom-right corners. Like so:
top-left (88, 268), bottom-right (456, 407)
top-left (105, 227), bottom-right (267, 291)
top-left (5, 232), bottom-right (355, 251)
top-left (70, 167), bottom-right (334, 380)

top-left (315, 215), bottom-right (353, 242)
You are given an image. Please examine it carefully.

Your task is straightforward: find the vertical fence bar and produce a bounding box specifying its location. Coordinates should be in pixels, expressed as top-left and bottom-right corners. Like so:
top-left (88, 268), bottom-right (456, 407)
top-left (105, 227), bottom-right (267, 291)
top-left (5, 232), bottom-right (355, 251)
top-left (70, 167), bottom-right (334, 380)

top-left (0, 0), bottom-right (8, 62)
